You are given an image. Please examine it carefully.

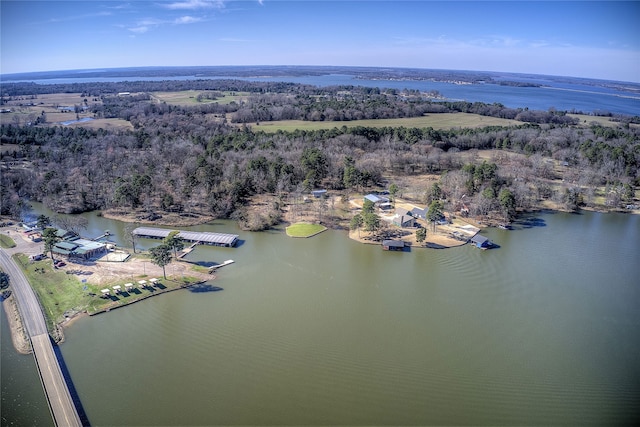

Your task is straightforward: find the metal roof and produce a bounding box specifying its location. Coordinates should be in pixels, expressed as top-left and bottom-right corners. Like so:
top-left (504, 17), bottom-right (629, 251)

top-left (133, 227), bottom-right (239, 246)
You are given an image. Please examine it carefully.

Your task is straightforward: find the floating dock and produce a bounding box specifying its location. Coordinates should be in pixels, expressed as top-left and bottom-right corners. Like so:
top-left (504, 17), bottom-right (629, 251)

top-left (133, 227), bottom-right (239, 247)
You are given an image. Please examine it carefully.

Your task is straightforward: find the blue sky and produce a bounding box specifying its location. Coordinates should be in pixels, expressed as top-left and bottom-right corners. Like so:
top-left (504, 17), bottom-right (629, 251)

top-left (1, 1), bottom-right (639, 82)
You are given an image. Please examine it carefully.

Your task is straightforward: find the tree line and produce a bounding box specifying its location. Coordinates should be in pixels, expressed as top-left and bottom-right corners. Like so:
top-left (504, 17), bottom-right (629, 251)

top-left (1, 80), bottom-right (639, 227)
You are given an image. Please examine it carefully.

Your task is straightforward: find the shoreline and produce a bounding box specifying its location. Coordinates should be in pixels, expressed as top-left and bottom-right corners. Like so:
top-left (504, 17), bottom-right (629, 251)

top-left (2, 294), bottom-right (32, 355)
top-left (3, 202), bottom-right (636, 352)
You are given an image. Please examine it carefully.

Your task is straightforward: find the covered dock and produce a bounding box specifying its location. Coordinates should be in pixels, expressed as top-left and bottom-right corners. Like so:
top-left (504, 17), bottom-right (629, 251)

top-left (470, 234), bottom-right (494, 249)
top-left (132, 227), bottom-right (239, 247)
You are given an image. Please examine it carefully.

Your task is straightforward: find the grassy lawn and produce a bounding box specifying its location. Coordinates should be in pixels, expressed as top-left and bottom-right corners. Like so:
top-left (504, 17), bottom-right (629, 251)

top-left (13, 254), bottom-right (207, 334)
top-left (249, 113), bottom-right (524, 133)
top-left (0, 234), bottom-right (16, 248)
top-left (152, 90), bottom-right (249, 105)
top-left (285, 222), bottom-right (327, 238)
top-left (14, 254), bottom-right (103, 332)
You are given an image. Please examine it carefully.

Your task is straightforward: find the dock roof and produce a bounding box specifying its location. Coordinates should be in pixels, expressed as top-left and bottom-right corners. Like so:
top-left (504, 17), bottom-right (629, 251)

top-left (133, 227), bottom-right (239, 246)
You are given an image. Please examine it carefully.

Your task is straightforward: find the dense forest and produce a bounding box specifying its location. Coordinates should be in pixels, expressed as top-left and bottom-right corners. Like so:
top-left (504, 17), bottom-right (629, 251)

top-left (1, 79), bottom-right (639, 230)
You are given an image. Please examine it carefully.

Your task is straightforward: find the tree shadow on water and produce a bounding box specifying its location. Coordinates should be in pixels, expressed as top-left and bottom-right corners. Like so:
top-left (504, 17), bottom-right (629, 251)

top-left (188, 284), bottom-right (223, 293)
top-left (512, 217), bottom-right (547, 229)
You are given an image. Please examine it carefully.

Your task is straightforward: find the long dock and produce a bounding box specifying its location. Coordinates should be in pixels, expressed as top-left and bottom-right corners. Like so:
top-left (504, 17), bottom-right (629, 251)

top-left (0, 250), bottom-right (83, 427)
top-left (133, 227), bottom-right (239, 247)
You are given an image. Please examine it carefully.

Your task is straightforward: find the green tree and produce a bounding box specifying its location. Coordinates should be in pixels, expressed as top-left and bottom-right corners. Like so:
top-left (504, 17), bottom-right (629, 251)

top-left (149, 244), bottom-right (172, 279)
top-left (343, 156), bottom-right (361, 190)
top-left (300, 147), bottom-right (328, 189)
top-left (388, 183), bottom-right (399, 203)
top-left (42, 227), bottom-right (60, 261)
top-left (498, 188), bottom-right (516, 221)
top-left (363, 212), bottom-right (380, 234)
top-left (163, 230), bottom-right (185, 258)
top-left (36, 214), bottom-right (50, 230)
top-left (350, 213), bottom-right (363, 238)
top-left (362, 198), bottom-right (375, 214)
top-left (416, 227), bottom-right (427, 244)
top-left (428, 182), bottom-right (442, 203)
top-left (427, 200), bottom-right (444, 232)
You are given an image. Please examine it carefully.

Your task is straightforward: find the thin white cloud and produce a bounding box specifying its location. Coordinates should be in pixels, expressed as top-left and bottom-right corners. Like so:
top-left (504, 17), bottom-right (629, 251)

top-left (129, 26), bottom-right (150, 34)
top-left (174, 16), bottom-right (203, 24)
top-left (127, 15), bottom-right (202, 33)
top-left (48, 11), bottom-right (112, 23)
top-left (163, 0), bottom-right (226, 10)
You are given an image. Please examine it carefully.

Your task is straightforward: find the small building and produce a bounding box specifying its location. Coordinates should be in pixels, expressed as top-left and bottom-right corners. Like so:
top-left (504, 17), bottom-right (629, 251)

top-left (311, 189), bottom-right (327, 198)
top-left (470, 234), bottom-right (493, 249)
top-left (382, 240), bottom-right (406, 251)
top-left (392, 208), bottom-right (415, 228)
top-left (55, 229), bottom-right (77, 240)
top-left (411, 207), bottom-right (427, 220)
top-left (364, 194), bottom-right (390, 205)
top-left (52, 238), bottom-right (107, 260)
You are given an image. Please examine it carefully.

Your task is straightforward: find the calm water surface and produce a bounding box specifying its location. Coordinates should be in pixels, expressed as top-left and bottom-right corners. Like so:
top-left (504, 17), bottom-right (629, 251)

top-left (2, 210), bottom-right (640, 425)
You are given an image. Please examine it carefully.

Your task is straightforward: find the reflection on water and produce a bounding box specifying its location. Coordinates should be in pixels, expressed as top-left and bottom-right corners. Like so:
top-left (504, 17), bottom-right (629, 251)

top-left (3, 209), bottom-right (640, 425)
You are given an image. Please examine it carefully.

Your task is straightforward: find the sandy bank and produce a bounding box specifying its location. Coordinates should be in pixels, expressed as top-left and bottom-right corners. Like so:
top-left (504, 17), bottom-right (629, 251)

top-left (2, 294), bottom-right (31, 354)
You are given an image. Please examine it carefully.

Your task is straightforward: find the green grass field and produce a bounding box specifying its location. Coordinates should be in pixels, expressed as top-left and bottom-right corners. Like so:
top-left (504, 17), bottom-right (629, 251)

top-left (285, 222), bottom-right (327, 238)
top-left (0, 234), bottom-right (16, 248)
top-left (13, 254), bottom-right (206, 333)
top-left (249, 113), bottom-right (524, 133)
top-left (152, 90), bottom-right (249, 105)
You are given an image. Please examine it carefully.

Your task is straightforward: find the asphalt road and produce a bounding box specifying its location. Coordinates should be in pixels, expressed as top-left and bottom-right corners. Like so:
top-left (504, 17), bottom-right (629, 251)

top-left (1, 246), bottom-right (82, 426)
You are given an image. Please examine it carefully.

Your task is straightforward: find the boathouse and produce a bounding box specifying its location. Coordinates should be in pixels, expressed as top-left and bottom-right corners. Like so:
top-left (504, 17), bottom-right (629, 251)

top-left (132, 227), bottom-right (239, 247)
top-left (382, 240), bottom-right (406, 251)
top-left (470, 234), bottom-right (493, 249)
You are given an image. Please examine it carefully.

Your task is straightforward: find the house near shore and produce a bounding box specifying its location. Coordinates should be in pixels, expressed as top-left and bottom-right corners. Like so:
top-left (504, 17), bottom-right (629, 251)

top-left (392, 208), bottom-right (415, 228)
top-left (50, 229), bottom-right (108, 260)
top-left (411, 207), bottom-right (427, 221)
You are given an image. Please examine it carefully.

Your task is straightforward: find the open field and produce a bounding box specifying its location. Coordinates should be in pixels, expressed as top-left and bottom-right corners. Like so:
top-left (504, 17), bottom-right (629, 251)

top-left (568, 113), bottom-right (639, 128)
top-left (151, 90), bottom-right (249, 105)
top-left (248, 113), bottom-right (525, 132)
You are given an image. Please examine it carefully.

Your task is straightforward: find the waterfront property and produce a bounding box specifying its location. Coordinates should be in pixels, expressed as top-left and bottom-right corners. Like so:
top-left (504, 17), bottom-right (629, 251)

top-left (132, 227), bottom-right (239, 247)
top-left (470, 234), bottom-right (493, 249)
top-left (382, 239), bottom-right (406, 251)
top-left (52, 237), bottom-right (107, 260)
top-left (392, 208), bottom-right (416, 228)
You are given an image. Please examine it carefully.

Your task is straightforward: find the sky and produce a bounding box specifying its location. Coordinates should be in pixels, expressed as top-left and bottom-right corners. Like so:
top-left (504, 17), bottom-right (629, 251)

top-left (1, 0), bottom-right (639, 82)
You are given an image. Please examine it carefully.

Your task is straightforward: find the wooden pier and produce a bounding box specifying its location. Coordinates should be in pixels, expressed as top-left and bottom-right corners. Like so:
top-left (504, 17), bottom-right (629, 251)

top-left (209, 259), bottom-right (235, 273)
top-left (177, 242), bottom-right (199, 259)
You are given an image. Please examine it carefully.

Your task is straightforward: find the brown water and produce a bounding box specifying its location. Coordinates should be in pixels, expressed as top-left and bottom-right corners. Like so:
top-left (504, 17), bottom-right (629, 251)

top-left (2, 210), bottom-right (640, 425)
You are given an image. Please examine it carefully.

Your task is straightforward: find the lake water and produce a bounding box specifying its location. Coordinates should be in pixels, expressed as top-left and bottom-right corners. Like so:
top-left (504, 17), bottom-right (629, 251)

top-left (2, 209), bottom-right (639, 425)
top-left (6, 73), bottom-right (640, 116)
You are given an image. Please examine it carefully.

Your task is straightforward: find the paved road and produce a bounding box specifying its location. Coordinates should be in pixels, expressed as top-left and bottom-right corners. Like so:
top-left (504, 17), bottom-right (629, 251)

top-left (0, 249), bottom-right (47, 336)
top-left (1, 242), bottom-right (82, 427)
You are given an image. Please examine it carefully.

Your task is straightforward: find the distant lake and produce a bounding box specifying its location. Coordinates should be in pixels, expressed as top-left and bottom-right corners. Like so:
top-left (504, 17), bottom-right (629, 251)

top-left (6, 73), bottom-right (640, 116)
